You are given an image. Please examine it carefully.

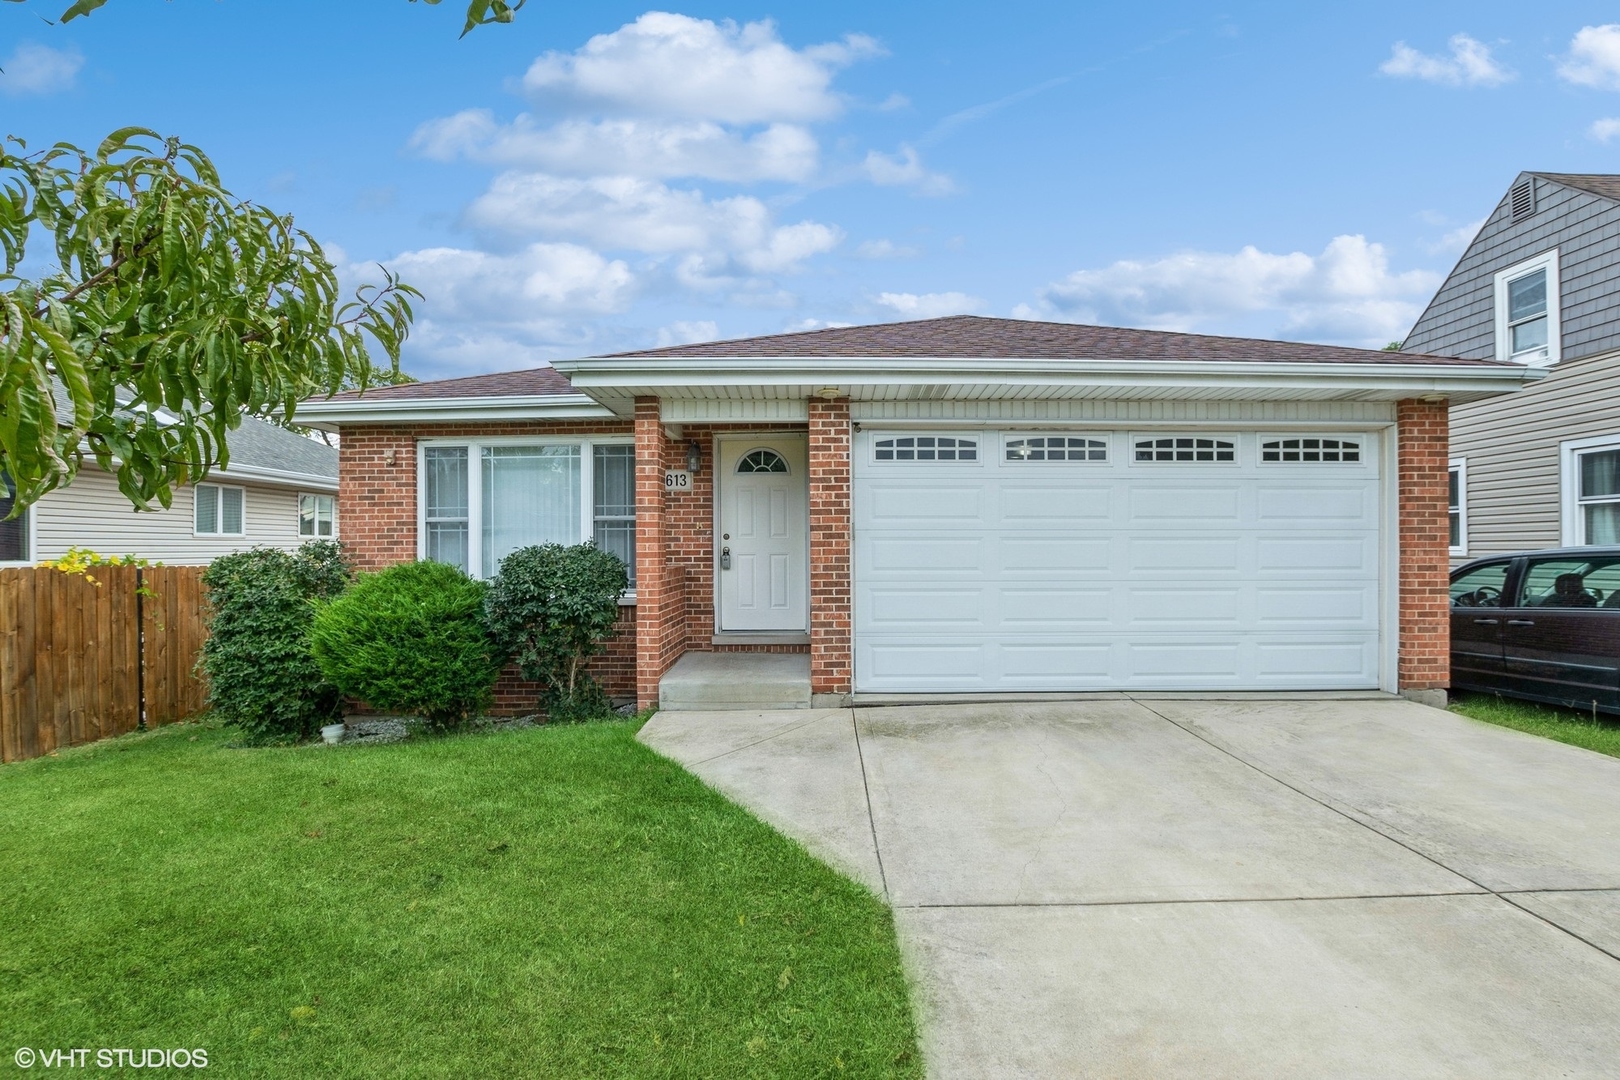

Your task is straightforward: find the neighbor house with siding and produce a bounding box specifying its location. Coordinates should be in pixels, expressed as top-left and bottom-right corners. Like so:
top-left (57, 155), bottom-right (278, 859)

top-left (0, 416), bottom-right (339, 567)
top-left (1403, 172), bottom-right (1620, 560)
top-left (299, 315), bottom-right (1536, 711)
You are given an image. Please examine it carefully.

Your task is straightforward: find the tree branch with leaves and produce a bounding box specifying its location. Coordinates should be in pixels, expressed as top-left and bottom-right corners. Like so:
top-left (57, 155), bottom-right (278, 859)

top-left (0, 128), bottom-right (419, 512)
top-left (6, 0), bottom-right (528, 39)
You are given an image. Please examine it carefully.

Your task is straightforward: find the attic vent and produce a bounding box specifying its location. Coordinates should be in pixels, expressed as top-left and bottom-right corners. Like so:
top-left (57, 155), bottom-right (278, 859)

top-left (1510, 179), bottom-right (1536, 222)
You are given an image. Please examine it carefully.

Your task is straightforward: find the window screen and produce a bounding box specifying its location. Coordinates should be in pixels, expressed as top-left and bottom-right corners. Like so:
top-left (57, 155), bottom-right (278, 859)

top-left (593, 444), bottom-right (636, 585)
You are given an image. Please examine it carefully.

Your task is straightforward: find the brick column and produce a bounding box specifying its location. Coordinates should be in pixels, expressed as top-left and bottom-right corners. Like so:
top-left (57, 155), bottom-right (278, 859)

top-left (633, 399), bottom-right (668, 709)
top-left (808, 398), bottom-right (853, 699)
top-left (1396, 398), bottom-right (1451, 701)
top-left (336, 425), bottom-right (417, 571)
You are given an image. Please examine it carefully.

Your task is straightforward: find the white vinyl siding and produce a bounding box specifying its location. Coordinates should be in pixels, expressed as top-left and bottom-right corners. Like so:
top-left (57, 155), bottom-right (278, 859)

top-left (1450, 347), bottom-right (1620, 559)
top-left (27, 466), bottom-right (317, 564)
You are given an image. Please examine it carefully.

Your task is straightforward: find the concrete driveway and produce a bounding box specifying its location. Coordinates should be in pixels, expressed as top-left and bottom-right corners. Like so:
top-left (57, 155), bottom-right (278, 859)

top-left (639, 697), bottom-right (1620, 1078)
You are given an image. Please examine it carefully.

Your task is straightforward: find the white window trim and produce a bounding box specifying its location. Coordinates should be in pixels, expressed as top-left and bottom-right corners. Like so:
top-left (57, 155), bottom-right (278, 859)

top-left (1448, 457), bottom-right (1468, 557)
top-left (298, 492), bottom-right (338, 540)
top-left (193, 482), bottom-right (247, 537)
top-left (416, 435), bottom-right (635, 582)
top-left (1560, 433), bottom-right (1620, 546)
top-left (0, 499), bottom-right (38, 567)
top-left (1493, 249), bottom-right (1561, 367)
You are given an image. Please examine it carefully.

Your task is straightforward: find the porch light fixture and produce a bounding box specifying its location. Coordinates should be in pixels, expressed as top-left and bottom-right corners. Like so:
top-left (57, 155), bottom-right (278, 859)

top-left (687, 440), bottom-right (702, 474)
top-left (816, 386), bottom-right (841, 400)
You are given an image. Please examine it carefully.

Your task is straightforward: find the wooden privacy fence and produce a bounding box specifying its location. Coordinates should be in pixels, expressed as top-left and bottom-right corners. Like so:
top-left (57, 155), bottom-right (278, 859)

top-left (0, 565), bottom-right (210, 763)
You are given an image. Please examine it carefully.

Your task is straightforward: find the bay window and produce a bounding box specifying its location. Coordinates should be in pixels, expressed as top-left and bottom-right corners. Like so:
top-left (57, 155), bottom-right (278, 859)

top-left (420, 438), bottom-right (635, 584)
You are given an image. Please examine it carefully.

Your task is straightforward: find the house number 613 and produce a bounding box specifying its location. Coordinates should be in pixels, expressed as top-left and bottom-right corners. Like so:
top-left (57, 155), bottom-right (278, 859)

top-left (664, 470), bottom-right (692, 491)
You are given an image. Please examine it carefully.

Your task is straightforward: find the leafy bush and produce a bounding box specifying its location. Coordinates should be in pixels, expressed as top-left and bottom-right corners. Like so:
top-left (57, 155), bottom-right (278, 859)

top-left (309, 560), bottom-right (501, 729)
top-left (484, 543), bottom-right (629, 722)
top-left (200, 541), bottom-right (351, 744)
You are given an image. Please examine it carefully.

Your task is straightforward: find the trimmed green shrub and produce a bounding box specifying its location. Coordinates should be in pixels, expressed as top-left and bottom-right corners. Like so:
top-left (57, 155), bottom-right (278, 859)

top-left (199, 540), bottom-right (351, 744)
top-left (484, 543), bottom-right (628, 722)
top-left (309, 560), bottom-right (501, 729)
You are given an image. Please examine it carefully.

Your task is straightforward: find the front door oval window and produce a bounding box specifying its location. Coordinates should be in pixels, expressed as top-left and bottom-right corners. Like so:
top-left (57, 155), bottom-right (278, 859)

top-left (737, 449), bottom-right (789, 474)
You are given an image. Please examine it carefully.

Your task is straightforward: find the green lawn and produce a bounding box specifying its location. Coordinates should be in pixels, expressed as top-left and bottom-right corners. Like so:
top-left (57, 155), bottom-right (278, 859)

top-left (1450, 691), bottom-right (1620, 760)
top-left (0, 719), bottom-right (920, 1078)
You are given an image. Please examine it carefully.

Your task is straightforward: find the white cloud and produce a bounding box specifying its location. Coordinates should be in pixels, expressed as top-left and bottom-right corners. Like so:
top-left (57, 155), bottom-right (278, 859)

top-left (1592, 118), bottom-right (1620, 142)
top-left (0, 42), bottom-right (84, 96)
top-left (855, 239), bottom-right (920, 259)
top-left (1026, 235), bottom-right (1441, 347)
top-left (1560, 25), bottom-right (1620, 90)
top-left (522, 12), bottom-right (881, 123)
top-left (875, 291), bottom-right (984, 319)
top-left (464, 172), bottom-right (841, 272)
top-left (411, 110), bottom-right (819, 183)
top-left (1379, 34), bottom-right (1512, 87)
top-left (1427, 217), bottom-right (1486, 255)
top-left (655, 320), bottom-right (720, 346)
top-left (783, 317), bottom-right (854, 332)
top-left (860, 145), bottom-right (954, 195)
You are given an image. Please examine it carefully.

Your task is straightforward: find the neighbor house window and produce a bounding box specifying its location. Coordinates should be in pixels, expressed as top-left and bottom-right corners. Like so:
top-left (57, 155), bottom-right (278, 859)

top-left (195, 483), bottom-right (245, 536)
top-left (299, 493), bottom-right (336, 538)
top-left (420, 438), bottom-right (635, 583)
top-left (0, 471), bottom-right (28, 563)
top-left (1494, 251), bottom-right (1561, 366)
top-left (1449, 458), bottom-right (1467, 555)
top-left (1563, 437), bottom-right (1620, 546)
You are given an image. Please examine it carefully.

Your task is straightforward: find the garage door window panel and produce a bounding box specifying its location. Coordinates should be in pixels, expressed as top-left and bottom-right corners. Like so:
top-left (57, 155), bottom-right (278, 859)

top-left (1260, 437), bottom-right (1362, 463)
top-left (1004, 435), bottom-right (1107, 462)
top-left (873, 436), bottom-right (978, 462)
top-left (1133, 436), bottom-right (1236, 463)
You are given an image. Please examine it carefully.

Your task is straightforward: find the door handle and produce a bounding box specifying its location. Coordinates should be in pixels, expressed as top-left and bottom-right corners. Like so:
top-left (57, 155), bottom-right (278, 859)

top-left (720, 546), bottom-right (731, 570)
top-left (1506, 619), bottom-right (1535, 627)
top-left (1472, 618), bottom-right (1499, 625)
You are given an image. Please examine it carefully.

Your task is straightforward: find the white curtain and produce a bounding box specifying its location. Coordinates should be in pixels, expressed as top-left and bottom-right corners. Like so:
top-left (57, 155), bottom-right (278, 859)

top-left (1583, 450), bottom-right (1619, 545)
top-left (482, 445), bottom-right (580, 573)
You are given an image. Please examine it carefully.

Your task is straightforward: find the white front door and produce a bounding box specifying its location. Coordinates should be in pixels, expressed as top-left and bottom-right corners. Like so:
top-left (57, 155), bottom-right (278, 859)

top-left (717, 435), bottom-right (809, 632)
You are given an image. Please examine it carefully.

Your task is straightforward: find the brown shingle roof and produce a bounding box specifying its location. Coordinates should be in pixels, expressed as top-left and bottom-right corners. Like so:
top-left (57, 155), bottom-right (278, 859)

top-left (322, 366), bottom-right (577, 402)
top-left (603, 315), bottom-right (1499, 366)
top-left (1533, 173), bottom-right (1620, 203)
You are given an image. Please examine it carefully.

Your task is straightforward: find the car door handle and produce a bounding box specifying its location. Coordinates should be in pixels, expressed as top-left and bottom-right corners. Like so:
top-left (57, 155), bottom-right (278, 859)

top-left (1472, 618), bottom-right (1499, 625)
top-left (1506, 619), bottom-right (1535, 627)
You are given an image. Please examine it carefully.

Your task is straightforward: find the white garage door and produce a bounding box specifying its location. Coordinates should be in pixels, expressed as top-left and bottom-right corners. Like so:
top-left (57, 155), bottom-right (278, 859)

top-left (853, 429), bottom-right (1383, 693)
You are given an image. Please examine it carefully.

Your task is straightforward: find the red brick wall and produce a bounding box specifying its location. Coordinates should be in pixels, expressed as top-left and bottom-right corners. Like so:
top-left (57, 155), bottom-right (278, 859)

top-left (1396, 399), bottom-right (1451, 691)
top-left (338, 418), bottom-right (638, 713)
top-left (633, 400), bottom-right (671, 707)
top-left (808, 399), bottom-right (853, 695)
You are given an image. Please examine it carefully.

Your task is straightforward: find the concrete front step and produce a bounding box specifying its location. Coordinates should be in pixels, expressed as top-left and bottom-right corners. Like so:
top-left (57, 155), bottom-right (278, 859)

top-left (658, 651), bottom-right (812, 711)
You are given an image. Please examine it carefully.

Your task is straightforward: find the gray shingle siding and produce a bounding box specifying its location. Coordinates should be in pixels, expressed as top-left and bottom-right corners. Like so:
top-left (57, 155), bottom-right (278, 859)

top-left (1405, 174), bottom-right (1620, 361)
top-left (1415, 173), bottom-right (1620, 562)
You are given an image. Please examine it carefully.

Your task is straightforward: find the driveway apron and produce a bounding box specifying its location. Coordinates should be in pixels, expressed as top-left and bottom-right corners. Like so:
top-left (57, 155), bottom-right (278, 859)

top-left (639, 698), bottom-right (1620, 1078)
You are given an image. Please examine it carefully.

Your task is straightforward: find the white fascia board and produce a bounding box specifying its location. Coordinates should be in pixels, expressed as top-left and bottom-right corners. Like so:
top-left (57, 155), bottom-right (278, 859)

top-left (288, 393), bottom-right (615, 429)
top-left (214, 462), bottom-right (339, 491)
top-left (551, 356), bottom-right (1545, 397)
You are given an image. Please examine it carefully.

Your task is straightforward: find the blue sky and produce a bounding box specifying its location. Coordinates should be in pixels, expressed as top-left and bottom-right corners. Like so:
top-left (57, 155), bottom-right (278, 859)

top-left (6, 1), bottom-right (1620, 380)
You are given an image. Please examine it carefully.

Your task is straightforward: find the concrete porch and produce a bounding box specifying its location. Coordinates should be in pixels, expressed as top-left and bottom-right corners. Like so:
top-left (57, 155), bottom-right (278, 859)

top-left (657, 651), bottom-right (812, 711)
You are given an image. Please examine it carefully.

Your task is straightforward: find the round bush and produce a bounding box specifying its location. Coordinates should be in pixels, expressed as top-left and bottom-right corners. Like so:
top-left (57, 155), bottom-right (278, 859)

top-left (200, 541), bottom-right (351, 744)
top-left (309, 560), bottom-right (502, 728)
top-left (484, 543), bottom-right (628, 722)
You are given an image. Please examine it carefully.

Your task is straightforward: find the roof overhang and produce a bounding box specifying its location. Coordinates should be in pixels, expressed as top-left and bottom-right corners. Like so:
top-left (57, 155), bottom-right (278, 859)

top-left (551, 355), bottom-right (1546, 415)
top-left (290, 392), bottom-right (615, 431)
top-left (214, 461), bottom-right (338, 492)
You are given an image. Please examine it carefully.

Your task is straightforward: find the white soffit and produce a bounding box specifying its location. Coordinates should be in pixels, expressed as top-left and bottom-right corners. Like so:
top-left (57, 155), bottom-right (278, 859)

top-left (289, 392), bottom-right (615, 430)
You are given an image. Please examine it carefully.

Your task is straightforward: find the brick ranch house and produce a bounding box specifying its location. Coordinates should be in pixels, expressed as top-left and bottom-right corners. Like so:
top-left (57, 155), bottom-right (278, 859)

top-left (296, 316), bottom-right (1540, 712)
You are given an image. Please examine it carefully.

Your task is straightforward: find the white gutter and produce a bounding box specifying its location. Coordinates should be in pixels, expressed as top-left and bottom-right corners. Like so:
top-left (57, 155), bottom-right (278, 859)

top-left (215, 461), bottom-right (338, 491)
top-left (290, 392), bottom-right (614, 428)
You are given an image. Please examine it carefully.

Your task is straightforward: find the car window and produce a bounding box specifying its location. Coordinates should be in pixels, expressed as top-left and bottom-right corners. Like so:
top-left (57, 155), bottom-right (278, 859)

top-left (1520, 556), bottom-right (1620, 609)
top-left (1451, 563), bottom-right (1510, 608)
